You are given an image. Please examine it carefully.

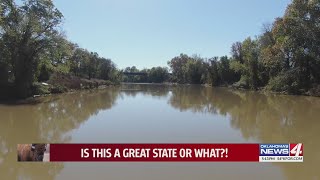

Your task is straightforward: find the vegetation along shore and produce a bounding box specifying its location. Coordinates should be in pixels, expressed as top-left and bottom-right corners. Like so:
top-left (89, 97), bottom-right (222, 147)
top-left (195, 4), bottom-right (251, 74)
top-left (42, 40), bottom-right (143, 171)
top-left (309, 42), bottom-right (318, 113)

top-left (0, 0), bottom-right (319, 101)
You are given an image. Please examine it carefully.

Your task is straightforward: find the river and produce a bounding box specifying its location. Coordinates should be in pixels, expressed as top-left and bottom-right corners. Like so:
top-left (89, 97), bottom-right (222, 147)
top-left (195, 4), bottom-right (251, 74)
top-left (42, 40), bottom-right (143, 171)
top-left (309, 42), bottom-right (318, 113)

top-left (0, 84), bottom-right (319, 180)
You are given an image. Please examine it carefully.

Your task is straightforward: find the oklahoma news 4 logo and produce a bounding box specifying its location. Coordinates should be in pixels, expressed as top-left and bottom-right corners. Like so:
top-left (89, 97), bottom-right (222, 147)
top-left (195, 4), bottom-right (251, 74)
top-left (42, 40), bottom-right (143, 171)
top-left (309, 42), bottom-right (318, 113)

top-left (259, 143), bottom-right (303, 162)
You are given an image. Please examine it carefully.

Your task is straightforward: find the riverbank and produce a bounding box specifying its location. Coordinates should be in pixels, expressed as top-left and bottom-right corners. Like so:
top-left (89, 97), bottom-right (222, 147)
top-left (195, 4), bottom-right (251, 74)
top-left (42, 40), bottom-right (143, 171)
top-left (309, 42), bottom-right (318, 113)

top-left (121, 82), bottom-right (320, 97)
top-left (202, 83), bottom-right (320, 97)
top-left (0, 73), bottom-right (118, 103)
top-left (1, 79), bottom-right (319, 105)
top-left (46, 73), bottom-right (115, 93)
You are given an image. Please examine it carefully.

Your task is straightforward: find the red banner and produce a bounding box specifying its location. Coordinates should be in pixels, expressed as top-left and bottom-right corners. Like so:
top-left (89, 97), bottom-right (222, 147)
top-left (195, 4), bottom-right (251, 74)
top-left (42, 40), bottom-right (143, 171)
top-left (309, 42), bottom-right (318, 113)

top-left (50, 144), bottom-right (259, 162)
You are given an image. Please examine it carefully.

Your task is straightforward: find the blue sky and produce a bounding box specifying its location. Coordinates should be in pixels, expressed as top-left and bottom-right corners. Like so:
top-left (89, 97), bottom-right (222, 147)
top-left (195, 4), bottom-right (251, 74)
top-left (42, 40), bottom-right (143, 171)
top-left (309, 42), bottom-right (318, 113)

top-left (54, 0), bottom-right (292, 69)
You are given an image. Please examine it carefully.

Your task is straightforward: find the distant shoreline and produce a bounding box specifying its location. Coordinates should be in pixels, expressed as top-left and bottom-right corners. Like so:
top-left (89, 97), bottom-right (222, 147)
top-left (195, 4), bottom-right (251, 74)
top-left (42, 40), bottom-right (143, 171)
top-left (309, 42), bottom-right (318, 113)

top-left (120, 82), bottom-right (320, 97)
top-left (1, 82), bottom-right (319, 105)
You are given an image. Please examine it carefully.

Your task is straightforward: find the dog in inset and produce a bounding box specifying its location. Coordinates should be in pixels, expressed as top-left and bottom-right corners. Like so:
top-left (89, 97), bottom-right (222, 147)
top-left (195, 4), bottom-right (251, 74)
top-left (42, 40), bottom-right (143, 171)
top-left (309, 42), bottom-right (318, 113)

top-left (17, 144), bottom-right (47, 161)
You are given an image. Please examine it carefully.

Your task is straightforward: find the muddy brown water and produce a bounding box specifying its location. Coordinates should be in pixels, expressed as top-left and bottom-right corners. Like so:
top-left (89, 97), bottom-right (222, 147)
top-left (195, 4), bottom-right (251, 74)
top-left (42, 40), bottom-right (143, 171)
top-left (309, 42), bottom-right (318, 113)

top-left (0, 84), bottom-right (319, 180)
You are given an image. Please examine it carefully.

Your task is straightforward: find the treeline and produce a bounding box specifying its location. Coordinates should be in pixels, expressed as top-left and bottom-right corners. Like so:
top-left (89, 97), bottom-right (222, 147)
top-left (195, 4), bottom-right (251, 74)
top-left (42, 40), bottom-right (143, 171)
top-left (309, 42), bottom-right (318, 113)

top-left (168, 54), bottom-right (238, 85)
top-left (168, 0), bottom-right (320, 95)
top-left (123, 66), bottom-right (169, 83)
top-left (0, 0), bottom-right (121, 98)
top-left (1, 0), bottom-right (320, 98)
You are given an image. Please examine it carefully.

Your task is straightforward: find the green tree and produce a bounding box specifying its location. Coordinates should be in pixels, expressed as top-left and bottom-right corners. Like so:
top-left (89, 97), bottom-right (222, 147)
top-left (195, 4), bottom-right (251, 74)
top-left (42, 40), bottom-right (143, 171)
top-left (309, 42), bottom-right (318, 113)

top-left (87, 52), bottom-right (98, 79)
top-left (217, 56), bottom-right (237, 84)
top-left (139, 68), bottom-right (150, 83)
top-left (123, 66), bottom-right (141, 82)
top-left (148, 67), bottom-right (169, 83)
top-left (264, 0), bottom-right (320, 93)
top-left (97, 57), bottom-right (120, 83)
top-left (185, 55), bottom-right (206, 84)
top-left (37, 35), bottom-right (75, 81)
top-left (206, 57), bottom-right (219, 86)
top-left (1, 0), bottom-right (63, 98)
top-left (242, 38), bottom-right (260, 89)
top-left (231, 42), bottom-right (244, 63)
top-left (168, 54), bottom-right (190, 83)
top-left (70, 47), bottom-right (85, 77)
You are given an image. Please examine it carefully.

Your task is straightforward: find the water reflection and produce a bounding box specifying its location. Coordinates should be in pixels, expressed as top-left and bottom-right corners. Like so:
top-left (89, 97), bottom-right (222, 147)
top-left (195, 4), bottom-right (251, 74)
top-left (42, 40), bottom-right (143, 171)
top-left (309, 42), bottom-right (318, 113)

top-left (0, 84), bottom-right (319, 180)
top-left (169, 85), bottom-right (243, 114)
top-left (120, 83), bottom-right (170, 98)
top-left (121, 84), bottom-right (320, 180)
top-left (0, 87), bottom-right (120, 180)
top-left (227, 92), bottom-right (320, 180)
top-left (170, 86), bottom-right (320, 179)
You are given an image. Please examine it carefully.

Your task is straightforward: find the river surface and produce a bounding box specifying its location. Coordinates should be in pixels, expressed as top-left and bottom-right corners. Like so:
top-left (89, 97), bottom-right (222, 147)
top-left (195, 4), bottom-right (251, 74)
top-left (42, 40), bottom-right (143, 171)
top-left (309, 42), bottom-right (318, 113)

top-left (0, 84), bottom-right (319, 180)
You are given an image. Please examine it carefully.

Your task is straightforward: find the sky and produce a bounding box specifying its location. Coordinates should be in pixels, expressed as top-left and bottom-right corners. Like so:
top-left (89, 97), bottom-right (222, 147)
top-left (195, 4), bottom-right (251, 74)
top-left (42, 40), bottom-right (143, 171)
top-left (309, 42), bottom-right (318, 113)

top-left (53, 0), bottom-right (292, 69)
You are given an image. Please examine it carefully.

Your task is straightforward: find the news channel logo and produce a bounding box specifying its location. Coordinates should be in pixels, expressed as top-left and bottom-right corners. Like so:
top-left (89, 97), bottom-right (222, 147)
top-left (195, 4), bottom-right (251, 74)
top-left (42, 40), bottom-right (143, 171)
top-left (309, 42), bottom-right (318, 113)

top-left (259, 143), bottom-right (303, 162)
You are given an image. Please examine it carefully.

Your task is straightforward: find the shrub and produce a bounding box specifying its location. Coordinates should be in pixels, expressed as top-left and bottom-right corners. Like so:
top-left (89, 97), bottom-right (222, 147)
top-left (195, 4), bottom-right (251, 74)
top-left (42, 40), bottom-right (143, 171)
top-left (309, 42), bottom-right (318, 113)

top-left (50, 85), bottom-right (68, 94)
top-left (31, 82), bottom-right (50, 95)
top-left (233, 75), bottom-right (250, 89)
top-left (266, 71), bottom-right (300, 94)
top-left (38, 64), bottom-right (52, 82)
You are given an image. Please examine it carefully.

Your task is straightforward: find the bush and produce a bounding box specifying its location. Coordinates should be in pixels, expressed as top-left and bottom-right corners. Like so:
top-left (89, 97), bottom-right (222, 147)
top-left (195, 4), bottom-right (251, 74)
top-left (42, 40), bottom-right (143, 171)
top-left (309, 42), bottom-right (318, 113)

top-left (38, 64), bottom-right (52, 82)
top-left (50, 85), bottom-right (68, 94)
top-left (104, 80), bottom-right (113, 86)
top-left (307, 84), bottom-right (320, 97)
top-left (266, 71), bottom-right (300, 94)
top-left (233, 75), bottom-right (250, 89)
top-left (31, 82), bottom-right (50, 95)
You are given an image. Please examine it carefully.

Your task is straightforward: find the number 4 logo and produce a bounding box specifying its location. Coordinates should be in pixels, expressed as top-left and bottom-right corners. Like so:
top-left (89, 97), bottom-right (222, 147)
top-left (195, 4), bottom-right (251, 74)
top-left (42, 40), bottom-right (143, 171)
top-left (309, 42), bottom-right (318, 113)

top-left (290, 143), bottom-right (303, 156)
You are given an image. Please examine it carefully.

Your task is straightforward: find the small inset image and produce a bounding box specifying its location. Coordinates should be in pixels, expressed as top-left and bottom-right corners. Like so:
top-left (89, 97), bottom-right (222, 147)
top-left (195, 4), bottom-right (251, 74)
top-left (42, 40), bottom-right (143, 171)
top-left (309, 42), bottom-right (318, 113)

top-left (17, 144), bottom-right (50, 162)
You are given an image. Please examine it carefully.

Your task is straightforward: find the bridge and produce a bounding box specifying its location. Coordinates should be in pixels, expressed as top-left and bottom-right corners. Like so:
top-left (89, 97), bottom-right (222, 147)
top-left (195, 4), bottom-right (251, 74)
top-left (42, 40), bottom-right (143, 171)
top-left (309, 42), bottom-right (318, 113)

top-left (123, 72), bottom-right (172, 76)
top-left (123, 72), bottom-right (148, 76)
